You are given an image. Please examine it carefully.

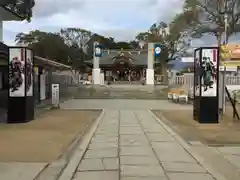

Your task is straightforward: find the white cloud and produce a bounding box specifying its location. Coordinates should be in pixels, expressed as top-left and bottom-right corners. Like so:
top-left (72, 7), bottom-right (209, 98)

top-left (5, 0), bottom-right (239, 47)
top-left (2, 0), bottom-right (184, 45)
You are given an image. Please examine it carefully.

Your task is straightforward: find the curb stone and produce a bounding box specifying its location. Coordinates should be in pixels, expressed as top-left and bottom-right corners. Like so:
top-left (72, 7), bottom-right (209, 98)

top-left (57, 110), bottom-right (105, 180)
top-left (34, 110), bottom-right (105, 180)
top-left (148, 110), bottom-right (227, 180)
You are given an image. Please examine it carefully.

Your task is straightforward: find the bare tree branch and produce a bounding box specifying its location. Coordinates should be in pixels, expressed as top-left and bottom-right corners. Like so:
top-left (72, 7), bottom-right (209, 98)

top-left (184, 0), bottom-right (240, 43)
top-left (59, 28), bottom-right (92, 48)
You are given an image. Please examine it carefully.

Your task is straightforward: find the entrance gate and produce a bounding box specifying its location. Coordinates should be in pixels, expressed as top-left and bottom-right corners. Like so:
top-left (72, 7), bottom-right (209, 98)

top-left (90, 42), bottom-right (161, 85)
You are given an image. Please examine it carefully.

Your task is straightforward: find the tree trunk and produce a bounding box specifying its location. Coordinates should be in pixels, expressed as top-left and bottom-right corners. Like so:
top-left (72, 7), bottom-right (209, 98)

top-left (161, 61), bottom-right (168, 85)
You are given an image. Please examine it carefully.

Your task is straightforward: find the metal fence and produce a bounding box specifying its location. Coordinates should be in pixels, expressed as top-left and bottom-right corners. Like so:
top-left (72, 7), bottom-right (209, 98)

top-left (168, 73), bottom-right (240, 91)
top-left (34, 70), bottom-right (78, 106)
top-left (35, 70), bottom-right (240, 102)
top-left (225, 75), bottom-right (240, 85)
top-left (168, 75), bottom-right (185, 85)
top-left (49, 71), bottom-right (78, 100)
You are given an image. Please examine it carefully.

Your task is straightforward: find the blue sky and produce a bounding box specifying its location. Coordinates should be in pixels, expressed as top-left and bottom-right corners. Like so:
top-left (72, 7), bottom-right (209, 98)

top-left (2, 0), bottom-right (240, 46)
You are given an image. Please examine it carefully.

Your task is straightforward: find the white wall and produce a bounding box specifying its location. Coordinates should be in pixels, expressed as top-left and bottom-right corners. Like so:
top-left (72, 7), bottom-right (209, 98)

top-left (219, 66), bottom-right (238, 72)
top-left (40, 74), bottom-right (46, 100)
top-left (0, 19), bottom-right (3, 42)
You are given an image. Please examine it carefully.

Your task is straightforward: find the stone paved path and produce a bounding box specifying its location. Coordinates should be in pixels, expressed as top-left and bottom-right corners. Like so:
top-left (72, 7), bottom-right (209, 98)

top-left (61, 99), bottom-right (191, 110)
top-left (214, 147), bottom-right (240, 169)
top-left (72, 110), bottom-right (216, 180)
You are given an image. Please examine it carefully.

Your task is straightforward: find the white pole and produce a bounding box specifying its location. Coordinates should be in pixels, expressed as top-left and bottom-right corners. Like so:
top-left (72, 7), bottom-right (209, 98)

top-left (146, 43), bottom-right (154, 85)
top-left (92, 41), bottom-right (101, 84)
top-left (222, 12), bottom-right (228, 113)
top-left (224, 13), bottom-right (228, 44)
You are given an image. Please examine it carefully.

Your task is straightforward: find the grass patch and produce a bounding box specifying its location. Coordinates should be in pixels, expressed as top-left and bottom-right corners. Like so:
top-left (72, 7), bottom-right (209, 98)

top-left (152, 105), bottom-right (240, 145)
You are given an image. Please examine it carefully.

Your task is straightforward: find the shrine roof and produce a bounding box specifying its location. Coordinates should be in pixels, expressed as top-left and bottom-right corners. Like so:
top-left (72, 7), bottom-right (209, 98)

top-left (84, 51), bottom-right (148, 65)
top-left (34, 56), bottom-right (72, 70)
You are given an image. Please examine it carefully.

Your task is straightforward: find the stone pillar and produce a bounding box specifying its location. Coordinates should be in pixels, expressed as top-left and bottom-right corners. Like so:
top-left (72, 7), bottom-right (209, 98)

top-left (100, 71), bottom-right (104, 85)
top-left (92, 41), bottom-right (101, 84)
top-left (0, 19), bottom-right (3, 42)
top-left (146, 43), bottom-right (154, 85)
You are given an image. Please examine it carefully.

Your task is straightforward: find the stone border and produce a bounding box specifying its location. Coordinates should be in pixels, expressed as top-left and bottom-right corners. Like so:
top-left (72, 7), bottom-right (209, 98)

top-left (148, 110), bottom-right (227, 180)
top-left (57, 110), bottom-right (105, 180)
top-left (35, 110), bottom-right (105, 180)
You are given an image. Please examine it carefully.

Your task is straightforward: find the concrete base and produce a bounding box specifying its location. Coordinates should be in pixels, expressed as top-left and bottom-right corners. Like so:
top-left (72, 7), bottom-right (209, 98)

top-left (100, 72), bottom-right (105, 85)
top-left (146, 69), bottom-right (154, 85)
top-left (92, 68), bottom-right (101, 85)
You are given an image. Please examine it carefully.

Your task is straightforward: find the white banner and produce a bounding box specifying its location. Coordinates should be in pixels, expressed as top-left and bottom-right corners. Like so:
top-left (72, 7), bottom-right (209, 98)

top-left (52, 84), bottom-right (59, 107)
top-left (9, 48), bottom-right (25, 97)
top-left (200, 48), bottom-right (218, 97)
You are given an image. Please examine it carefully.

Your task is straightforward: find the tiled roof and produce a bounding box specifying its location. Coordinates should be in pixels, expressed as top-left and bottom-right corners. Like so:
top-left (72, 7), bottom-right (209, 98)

top-left (85, 51), bottom-right (148, 65)
top-left (34, 56), bottom-right (72, 69)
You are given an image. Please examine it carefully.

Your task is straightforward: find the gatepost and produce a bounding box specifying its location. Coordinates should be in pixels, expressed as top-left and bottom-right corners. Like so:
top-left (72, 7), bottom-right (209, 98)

top-left (146, 43), bottom-right (161, 85)
top-left (193, 47), bottom-right (220, 123)
top-left (92, 41), bottom-right (103, 85)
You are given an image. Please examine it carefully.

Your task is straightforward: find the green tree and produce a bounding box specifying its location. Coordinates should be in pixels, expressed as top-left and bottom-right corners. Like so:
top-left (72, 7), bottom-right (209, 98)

top-left (1, 0), bottom-right (35, 21)
top-left (15, 30), bottom-right (44, 45)
top-left (59, 28), bottom-right (92, 48)
top-left (15, 30), bottom-right (71, 65)
top-left (90, 33), bottom-right (116, 49)
top-left (59, 28), bottom-right (96, 70)
top-left (136, 32), bottom-right (150, 42)
top-left (184, 0), bottom-right (240, 45)
top-left (68, 44), bottom-right (89, 71)
top-left (129, 40), bottom-right (138, 49)
top-left (114, 41), bottom-right (132, 49)
top-left (135, 12), bottom-right (194, 84)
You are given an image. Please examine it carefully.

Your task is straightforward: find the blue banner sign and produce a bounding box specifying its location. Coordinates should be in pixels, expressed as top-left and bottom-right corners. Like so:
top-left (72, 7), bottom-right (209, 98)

top-left (94, 44), bottom-right (103, 57)
top-left (154, 44), bottom-right (162, 57)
